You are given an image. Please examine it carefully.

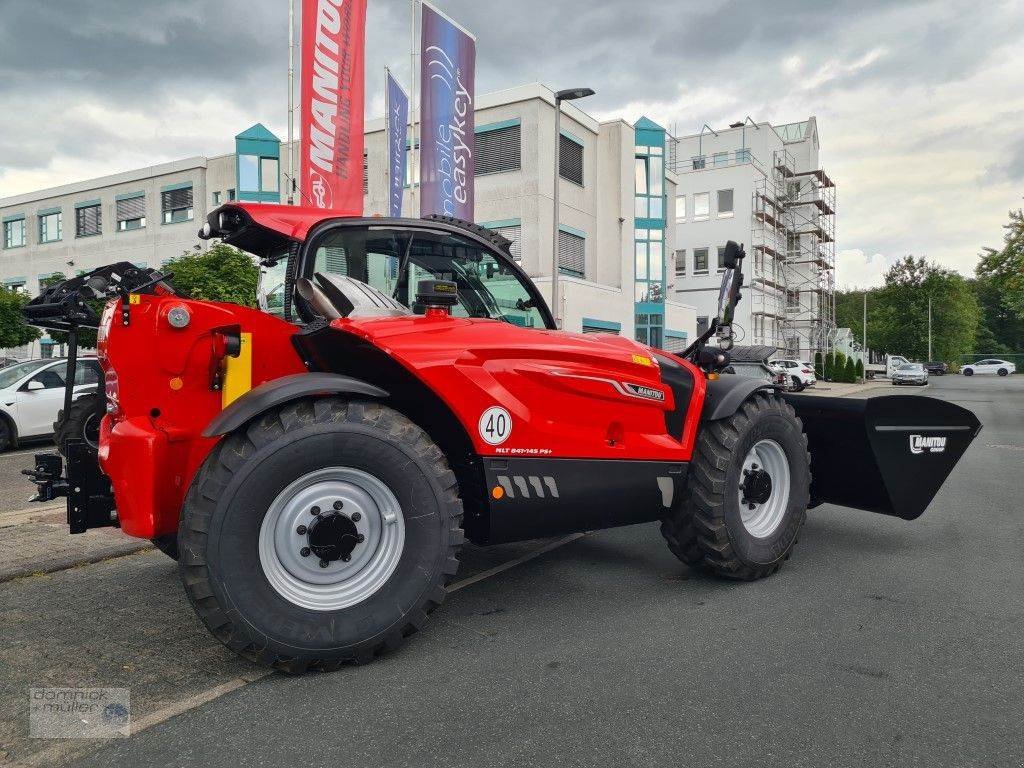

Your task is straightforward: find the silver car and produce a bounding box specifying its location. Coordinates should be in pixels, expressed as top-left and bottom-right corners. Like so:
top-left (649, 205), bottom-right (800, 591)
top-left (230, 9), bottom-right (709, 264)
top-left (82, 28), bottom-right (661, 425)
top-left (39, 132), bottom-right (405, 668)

top-left (891, 362), bottom-right (928, 386)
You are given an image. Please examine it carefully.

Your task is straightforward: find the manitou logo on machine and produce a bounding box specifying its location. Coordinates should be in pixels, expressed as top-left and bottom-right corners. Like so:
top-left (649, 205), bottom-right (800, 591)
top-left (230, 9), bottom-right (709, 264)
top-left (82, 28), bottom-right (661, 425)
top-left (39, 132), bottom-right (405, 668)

top-left (910, 434), bottom-right (947, 454)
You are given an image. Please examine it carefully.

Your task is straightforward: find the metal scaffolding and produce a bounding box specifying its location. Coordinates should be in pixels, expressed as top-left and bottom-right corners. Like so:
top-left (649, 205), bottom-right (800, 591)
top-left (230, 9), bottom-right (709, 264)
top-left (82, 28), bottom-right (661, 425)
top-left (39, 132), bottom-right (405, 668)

top-left (749, 149), bottom-right (836, 360)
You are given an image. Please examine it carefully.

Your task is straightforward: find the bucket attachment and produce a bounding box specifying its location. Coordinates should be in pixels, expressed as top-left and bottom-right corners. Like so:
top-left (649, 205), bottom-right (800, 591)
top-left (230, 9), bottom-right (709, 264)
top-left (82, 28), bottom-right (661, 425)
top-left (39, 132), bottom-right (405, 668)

top-left (785, 394), bottom-right (981, 520)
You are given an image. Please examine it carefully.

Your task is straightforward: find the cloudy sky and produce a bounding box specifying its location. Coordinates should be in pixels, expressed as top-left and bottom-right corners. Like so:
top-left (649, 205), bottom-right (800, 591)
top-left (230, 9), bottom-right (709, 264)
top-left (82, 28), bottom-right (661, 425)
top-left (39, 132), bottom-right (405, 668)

top-left (1, 0), bottom-right (1022, 287)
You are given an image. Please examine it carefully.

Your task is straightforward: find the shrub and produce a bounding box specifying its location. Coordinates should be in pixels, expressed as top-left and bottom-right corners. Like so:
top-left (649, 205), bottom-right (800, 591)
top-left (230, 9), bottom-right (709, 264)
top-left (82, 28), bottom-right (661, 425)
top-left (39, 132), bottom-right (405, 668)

top-left (823, 354), bottom-right (834, 381)
top-left (814, 351), bottom-right (824, 378)
top-left (855, 358), bottom-right (864, 381)
top-left (844, 357), bottom-right (856, 383)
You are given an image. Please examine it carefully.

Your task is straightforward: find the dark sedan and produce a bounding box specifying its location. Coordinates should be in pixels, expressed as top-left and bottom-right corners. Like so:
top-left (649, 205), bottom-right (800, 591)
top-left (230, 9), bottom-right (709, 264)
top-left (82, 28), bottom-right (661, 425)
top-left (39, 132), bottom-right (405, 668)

top-left (925, 361), bottom-right (948, 375)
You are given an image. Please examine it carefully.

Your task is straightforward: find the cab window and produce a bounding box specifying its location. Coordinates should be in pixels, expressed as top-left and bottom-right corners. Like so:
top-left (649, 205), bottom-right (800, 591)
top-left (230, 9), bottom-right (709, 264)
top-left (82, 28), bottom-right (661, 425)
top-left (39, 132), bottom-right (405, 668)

top-left (308, 226), bottom-right (548, 329)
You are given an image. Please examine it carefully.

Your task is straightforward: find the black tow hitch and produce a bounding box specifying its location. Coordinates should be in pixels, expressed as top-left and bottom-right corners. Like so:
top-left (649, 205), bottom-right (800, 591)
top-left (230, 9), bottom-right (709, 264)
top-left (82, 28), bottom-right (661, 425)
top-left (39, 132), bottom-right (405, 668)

top-left (23, 440), bottom-right (117, 533)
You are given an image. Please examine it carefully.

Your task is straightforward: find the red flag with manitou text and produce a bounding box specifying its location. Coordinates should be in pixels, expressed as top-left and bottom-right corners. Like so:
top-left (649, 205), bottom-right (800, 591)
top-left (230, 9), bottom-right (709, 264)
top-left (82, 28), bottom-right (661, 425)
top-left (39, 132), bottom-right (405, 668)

top-left (300, 0), bottom-right (367, 213)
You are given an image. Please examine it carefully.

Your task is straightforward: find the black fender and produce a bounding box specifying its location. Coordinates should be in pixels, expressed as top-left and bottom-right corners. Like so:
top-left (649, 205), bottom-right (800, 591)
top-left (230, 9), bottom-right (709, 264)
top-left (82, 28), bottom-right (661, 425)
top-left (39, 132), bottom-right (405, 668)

top-left (202, 373), bottom-right (388, 438)
top-left (701, 376), bottom-right (775, 421)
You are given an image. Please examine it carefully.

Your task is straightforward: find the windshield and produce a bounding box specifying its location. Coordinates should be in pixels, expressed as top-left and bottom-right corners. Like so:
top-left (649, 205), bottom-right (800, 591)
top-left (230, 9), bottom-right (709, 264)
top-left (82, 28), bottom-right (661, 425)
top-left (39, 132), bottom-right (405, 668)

top-left (899, 364), bottom-right (923, 372)
top-left (0, 360), bottom-right (49, 389)
top-left (302, 226), bottom-right (548, 328)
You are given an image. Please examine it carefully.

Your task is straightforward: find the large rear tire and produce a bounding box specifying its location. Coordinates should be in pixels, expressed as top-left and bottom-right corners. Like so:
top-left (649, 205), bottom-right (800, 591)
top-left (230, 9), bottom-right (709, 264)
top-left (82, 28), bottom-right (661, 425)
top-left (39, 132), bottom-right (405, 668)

top-left (662, 391), bottom-right (810, 580)
top-left (178, 397), bottom-right (463, 673)
top-left (53, 393), bottom-right (104, 457)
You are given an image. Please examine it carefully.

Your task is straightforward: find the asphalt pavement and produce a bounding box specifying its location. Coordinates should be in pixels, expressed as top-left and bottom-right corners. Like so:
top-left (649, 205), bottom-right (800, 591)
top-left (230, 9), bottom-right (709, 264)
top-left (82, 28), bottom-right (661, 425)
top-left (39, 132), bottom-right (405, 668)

top-left (2, 375), bottom-right (1021, 768)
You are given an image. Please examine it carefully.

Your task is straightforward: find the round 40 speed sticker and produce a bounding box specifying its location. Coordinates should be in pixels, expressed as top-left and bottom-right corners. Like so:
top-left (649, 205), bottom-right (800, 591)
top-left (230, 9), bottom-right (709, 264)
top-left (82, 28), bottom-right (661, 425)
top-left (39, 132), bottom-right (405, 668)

top-left (478, 406), bottom-right (512, 446)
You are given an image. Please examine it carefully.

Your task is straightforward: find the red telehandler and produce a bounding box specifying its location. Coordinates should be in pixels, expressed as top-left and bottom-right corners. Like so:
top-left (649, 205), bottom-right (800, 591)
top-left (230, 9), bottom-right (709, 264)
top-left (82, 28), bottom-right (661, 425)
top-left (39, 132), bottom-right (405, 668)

top-left (23, 204), bottom-right (980, 673)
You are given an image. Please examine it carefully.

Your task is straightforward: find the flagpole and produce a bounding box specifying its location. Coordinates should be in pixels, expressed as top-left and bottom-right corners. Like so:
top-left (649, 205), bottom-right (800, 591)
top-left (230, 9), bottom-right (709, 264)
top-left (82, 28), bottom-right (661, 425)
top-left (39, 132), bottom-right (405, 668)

top-left (410, 0), bottom-right (419, 218)
top-left (287, 0), bottom-right (296, 205)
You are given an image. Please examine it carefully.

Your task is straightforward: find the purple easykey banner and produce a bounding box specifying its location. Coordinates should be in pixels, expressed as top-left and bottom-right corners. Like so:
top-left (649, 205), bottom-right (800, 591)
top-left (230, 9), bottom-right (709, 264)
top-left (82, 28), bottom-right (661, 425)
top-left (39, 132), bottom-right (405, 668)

top-left (385, 69), bottom-right (409, 218)
top-left (419, 1), bottom-right (475, 220)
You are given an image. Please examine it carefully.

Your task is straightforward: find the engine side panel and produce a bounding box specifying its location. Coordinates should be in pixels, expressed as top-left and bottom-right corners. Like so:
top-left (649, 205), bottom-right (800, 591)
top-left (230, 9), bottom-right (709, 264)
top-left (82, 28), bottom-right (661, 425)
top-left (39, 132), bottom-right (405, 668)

top-left (323, 314), bottom-right (704, 462)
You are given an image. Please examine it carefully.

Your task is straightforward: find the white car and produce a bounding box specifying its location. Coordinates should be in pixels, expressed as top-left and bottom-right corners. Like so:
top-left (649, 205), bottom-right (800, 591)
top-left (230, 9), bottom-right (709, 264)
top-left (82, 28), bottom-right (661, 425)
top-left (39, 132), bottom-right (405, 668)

top-left (962, 359), bottom-right (1016, 377)
top-left (0, 358), bottom-right (103, 450)
top-left (772, 359), bottom-right (817, 392)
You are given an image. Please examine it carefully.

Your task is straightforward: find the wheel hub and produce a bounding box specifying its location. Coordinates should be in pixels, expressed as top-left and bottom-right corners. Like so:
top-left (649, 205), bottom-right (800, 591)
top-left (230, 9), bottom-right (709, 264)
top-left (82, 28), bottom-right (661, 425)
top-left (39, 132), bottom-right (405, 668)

top-left (258, 467), bottom-right (405, 611)
top-left (306, 511), bottom-right (363, 565)
top-left (741, 467), bottom-right (773, 506)
top-left (737, 439), bottom-right (792, 539)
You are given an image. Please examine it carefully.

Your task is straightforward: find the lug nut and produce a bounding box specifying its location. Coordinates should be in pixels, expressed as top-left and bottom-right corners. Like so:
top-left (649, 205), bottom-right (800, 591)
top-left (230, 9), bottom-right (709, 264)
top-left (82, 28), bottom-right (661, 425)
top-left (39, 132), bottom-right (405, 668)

top-left (351, 512), bottom-right (361, 522)
top-left (300, 547), bottom-right (311, 557)
top-left (319, 559), bottom-right (329, 568)
top-left (356, 534), bottom-right (365, 543)
top-left (333, 500), bottom-right (344, 510)
top-left (296, 525), bottom-right (307, 535)
top-left (342, 554), bottom-right (351, 562)
top-left (311, 506), bottom-right (321, 516)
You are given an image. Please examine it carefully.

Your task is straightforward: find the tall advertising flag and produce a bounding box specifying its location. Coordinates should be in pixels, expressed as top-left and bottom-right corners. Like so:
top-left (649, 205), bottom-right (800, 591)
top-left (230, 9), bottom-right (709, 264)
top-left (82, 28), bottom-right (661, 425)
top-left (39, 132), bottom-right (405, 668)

top-left (300, 0), bottom-right (368, 213)
top-left (419, 1), bottom-right (475, 220)
top-left (385, 70), bottom-right (409, 218)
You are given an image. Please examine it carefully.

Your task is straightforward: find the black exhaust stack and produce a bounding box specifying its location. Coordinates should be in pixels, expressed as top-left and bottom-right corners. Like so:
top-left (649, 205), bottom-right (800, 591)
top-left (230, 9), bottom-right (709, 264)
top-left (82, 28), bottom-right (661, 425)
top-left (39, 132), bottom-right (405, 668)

top-left (786, 394), bottom-right (981, 520)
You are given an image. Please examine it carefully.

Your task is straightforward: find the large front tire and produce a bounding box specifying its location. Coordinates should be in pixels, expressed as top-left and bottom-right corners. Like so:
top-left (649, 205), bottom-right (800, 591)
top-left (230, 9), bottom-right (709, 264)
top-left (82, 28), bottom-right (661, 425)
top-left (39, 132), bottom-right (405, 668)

top-left (53, 393), bottom-right (104, 457)
top-left (663, 391), bottom-right (810, 580)
top-left (178, 397), bottom-right (463, 673)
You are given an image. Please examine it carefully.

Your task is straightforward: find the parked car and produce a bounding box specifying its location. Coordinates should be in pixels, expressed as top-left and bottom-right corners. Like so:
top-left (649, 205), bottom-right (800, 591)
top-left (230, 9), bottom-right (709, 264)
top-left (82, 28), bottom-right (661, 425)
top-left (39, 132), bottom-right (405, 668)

top-left (771, 358), bottom-right (817, 392)
top-left (961, 359), bottom-right (1016, 377)
top-left (891, 362), bottom-right (928, 386)
top-left (924, 361), bottom-right (948, 375)
top-left (0, 357), bottom-right (22, 369)
top-left (726, 345), bottom-right (786, 387)
top-left (0, 358), bottom-right (102, 450)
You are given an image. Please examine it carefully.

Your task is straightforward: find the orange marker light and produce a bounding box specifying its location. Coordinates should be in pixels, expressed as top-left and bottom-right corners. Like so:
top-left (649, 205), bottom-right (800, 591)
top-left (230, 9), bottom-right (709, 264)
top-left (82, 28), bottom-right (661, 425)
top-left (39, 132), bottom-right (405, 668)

top-left (491, 485), bottom-right (505, 500)
top-left (169, 377), bottom-right (184, 390)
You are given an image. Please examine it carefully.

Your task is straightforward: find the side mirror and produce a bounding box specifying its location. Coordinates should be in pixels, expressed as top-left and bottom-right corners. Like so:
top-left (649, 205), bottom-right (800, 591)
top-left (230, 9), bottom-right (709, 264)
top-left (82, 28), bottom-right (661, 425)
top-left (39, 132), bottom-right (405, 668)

top-left (26, 380), bottom-right (45, 392)
top-left (723, 241), bottom-right (744, 270)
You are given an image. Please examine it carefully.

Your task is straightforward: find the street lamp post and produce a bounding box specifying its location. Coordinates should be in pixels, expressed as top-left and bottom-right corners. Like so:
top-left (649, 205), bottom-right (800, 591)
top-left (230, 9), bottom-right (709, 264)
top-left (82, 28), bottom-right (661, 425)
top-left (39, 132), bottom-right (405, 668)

top-left (551, 87), bottom-right (595, 329)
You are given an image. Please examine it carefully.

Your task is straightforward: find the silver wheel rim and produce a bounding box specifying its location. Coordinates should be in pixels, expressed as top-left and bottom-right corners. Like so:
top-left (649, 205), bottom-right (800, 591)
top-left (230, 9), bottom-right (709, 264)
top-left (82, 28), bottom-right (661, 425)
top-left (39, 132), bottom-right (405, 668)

top-left (738, 439), bottom-right (791, 538)
top-left (258, 467), bottom-right (405, 611)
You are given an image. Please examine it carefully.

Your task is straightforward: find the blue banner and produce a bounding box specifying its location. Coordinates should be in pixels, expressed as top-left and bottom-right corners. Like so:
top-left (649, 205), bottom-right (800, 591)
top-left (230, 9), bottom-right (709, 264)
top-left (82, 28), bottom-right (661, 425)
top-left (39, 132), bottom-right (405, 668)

top-left (419, 1), bottom-right (475, 220)
top-left (385, 70), bottom-right (409, 218)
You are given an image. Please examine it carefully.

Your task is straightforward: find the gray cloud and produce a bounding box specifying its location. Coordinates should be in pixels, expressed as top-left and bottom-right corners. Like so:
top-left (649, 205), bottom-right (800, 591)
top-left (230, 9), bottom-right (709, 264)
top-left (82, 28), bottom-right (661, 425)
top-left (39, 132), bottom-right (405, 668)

top-left (0, 0), bottom-right (1021, 279)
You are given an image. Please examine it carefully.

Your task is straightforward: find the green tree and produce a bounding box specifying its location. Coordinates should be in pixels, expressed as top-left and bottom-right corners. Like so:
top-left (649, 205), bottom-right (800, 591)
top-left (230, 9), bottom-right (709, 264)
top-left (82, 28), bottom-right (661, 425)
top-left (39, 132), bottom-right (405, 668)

top-left (814, 351), bottom-right (823, 378)
top-left (867, 256), bottom-right (980, 363)
top-left (855, 358), bottom-right (864, 381)
top-left (977, 204), bottom-right (1024, 320)
top-left (835, 351), bottom-right (848, 378)
top-left (163, 244), bottom-right (260, 307)
top-left (823, 353), bottom-right (834, 381)
top-left (844, 357), bottom-right (856, 383)
top-left (0, 287), bottom-right (41, 349)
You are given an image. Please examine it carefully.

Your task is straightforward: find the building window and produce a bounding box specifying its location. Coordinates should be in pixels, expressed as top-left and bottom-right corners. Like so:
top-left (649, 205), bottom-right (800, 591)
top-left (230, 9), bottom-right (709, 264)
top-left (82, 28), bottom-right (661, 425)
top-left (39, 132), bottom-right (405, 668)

top-left (39, 211), bottom-right (62, 243)
top-left (3, 218), bottom-right (26, 248)
top-left (717, 189), bottom-right (734, 217)
top-left (213, 191), bottom-right (221, 205)
top-left (486, 224), bottom-right (522, 262)
top-left (736, 148), bottom-right (751, 163)
top-left (5, 279), bottom-right (27, 294)
top-left (635, 157), bottom-right (648, 195)
top-left (693, 192), bottom-right (710, 221)
top-left (161, 186), bottom-right (194, 224)
top-left (694, 247), bottom-right (709, 273)
top-left (116, 194), bottom-right (146, 231)
top-left (75, 204), bottom-right (101, 237)
top-left (634, 312), bottom-right (663, 349)
top-left (476, 124), bottom-right (521, 176)
top-left (557, 228), bottom-right (585, 277)
top-left (239, 155), bottom-right (259, 192)
top-left (676, 195), bottom-right (686, 221)
top-left (674, 249), bottom-right (686, 277)
top-left (559, 134), bottom-right (584, 185)
top-left (787, 289), bottom-right (800, 308)
top-left (362, 153), bottom-right (369, 194)
top-left (227, 189), bottom-right (236, 201)
top-left (261, 158), bottom-right (279, 193)
top-left (239, 155), bottom-right (279, 194)
top-left (717, 246), bottom-right (728, 272)
top-left (713, 152), bottom-right (728, 167)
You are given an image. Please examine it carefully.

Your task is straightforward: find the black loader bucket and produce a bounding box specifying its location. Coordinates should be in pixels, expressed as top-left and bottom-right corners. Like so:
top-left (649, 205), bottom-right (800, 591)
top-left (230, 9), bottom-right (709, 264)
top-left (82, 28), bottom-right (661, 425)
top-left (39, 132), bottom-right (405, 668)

top-left (784, 394), bottom-right (981, 520)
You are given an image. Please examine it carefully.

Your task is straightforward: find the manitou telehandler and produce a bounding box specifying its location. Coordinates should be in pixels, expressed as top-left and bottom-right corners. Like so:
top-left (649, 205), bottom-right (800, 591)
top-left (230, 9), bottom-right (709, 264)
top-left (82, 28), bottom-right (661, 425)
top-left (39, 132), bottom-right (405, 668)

top-left (23, 204), bottom-right (980, 673)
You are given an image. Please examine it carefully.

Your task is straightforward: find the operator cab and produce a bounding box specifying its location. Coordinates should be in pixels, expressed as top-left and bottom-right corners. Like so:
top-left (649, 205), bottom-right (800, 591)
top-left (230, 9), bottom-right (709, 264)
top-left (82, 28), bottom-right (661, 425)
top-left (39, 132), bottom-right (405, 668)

top-left (206, 206), bottom-right (555, 330)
